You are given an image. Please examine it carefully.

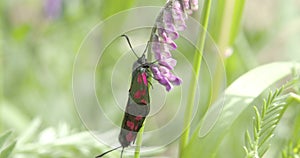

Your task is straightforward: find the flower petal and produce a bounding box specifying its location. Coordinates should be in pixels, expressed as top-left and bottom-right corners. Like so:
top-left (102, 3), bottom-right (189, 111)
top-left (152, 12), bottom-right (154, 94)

top-left (168, 74), bottom-right (182, 85)
top-left (183, 0), bottom-right (190, 9)
top-left (158, 77), bottom-right (173, 91)
top-left (165, 24), bottom-right (179, 39)
top-left (191, 0), bottom-right (199, 10)
top-left (159, 58), bottom-right (177, 70)
top-left (151, 65), bottom-right (163, 80)
top-left (168, 41), bottom-right (177, 50)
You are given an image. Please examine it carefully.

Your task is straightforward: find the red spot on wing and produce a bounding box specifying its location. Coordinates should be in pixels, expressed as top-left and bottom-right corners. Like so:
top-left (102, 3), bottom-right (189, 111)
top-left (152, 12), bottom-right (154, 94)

top-left (142, 73), bottom-right (148, 85)
top-left (135, 115), bottom-right (143, 121)
top-left (137, 73), bottom-right (143, 84)
top-left (126, 132), bottom-right (134, 142)
top-left (137, 73), bottom-right (148, 86)
top-left (134, 89), bottom-right (146, 99)
top-left (140, 99), bottom-right (147, 105)
top-left (126, 121), bottom-right (135, 130)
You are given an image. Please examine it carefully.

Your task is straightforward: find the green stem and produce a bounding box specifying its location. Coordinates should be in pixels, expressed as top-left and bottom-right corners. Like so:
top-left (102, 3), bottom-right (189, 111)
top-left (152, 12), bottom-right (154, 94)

top-left (179, 0), bottom-right (212, 156)
top-left (228, 0), bottom-right (246, 46)
top-left (217, 0), bottom-right (245, 56)
top-left (287, 93), bottom-right (300, 104)
top-left (0, 8), bottom-right (3, 132)
top-left (210, 0), bottom-right (225, 42)
top-left (212, 0), bottom-right (245, 101)
top-left (134, 121), bottom-right (146, 158)
top-left (217, 0), bottom-right (235, 56)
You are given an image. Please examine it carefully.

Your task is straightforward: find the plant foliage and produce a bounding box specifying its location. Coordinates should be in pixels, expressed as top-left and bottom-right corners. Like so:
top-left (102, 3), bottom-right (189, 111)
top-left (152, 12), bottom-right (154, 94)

top-left (0, 131), bottom-right (16, 158)
top-left (244, 87), bottom-right (287, 158)
top-left (281, 141), bottom-right (300, 158)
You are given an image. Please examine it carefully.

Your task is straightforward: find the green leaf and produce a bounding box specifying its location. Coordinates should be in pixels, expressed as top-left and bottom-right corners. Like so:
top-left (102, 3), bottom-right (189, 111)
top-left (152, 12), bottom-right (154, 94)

top-left (0, 131), bottom-right (12, 149)
top-left (262, 100), bottom-right (267, 118)
top-left (253, 106), bottom-right (261, 131)
top-left (0, 102), bottom-right (31, 132)
top-left (244, 131), bottom-right (252, 150)
top-left (181, 62), bottom-right (300, 158)
top-left (243, 83), bottom-right (290, 158)
top-left (258, 142), bottom-right (270, 158)
top-left (17, 118), bottom-right (41, 145)
top-left (0, 141), bottom-right (16, 158)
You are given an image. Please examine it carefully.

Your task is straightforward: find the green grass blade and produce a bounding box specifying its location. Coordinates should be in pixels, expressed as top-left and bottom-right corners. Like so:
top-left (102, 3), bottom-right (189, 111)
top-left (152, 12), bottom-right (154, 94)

top-left (134, 121), bottom-right (145, 158)
top-left (179, 0), bottom-right (212, 154)
top-left (17, 118), bottom-right (41, 145)
top-left (0, 141), bottom-right (16, 158)
top-left (0, 131), bottom-right (12, 149)
top-left (228, 0), bottom-right (246, 45)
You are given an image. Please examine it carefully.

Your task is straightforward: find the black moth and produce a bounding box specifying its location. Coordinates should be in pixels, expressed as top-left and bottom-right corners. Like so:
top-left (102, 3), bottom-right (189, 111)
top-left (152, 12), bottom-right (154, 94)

top-left (96, 35), bottom-right (151, 158)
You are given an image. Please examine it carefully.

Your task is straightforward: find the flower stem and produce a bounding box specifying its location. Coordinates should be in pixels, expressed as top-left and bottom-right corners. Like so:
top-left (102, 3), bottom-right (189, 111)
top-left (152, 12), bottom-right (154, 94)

top-left (134, 121), bottom-right (146, 158)
top-left (179, 0), bottom-right (212, 156)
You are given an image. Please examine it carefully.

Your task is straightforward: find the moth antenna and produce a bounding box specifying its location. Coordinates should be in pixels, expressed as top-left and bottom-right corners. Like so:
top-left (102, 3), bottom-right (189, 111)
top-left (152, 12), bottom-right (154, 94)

top-left (141, 40), bottom-right (150, 57)
top-left (121, 34), bottom-right (139, 59)
top-left (95, 146), bottom-right (122, 158)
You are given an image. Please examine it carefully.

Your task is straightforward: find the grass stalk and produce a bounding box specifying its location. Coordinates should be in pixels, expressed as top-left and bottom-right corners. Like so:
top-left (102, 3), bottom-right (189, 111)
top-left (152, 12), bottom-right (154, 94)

top-left (134, 121), bottom-right (145, 158)
top-left (179, 0), bottom-right (212, 156)
top-left (212, 0), bottom-right (245, 99)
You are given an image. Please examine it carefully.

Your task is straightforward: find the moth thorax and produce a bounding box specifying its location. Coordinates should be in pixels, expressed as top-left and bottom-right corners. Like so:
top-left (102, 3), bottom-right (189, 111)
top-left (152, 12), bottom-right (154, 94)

top-left (132, 61), bottom-right (141, 71)
top-left (132, 55), bottom-right (147, 71)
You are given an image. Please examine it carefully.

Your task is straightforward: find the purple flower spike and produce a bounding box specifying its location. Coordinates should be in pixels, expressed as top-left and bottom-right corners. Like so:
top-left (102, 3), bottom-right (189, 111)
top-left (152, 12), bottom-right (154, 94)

top-left (191, 0), bottom-right (199, 10)
top-left (160, 66), bottom-right (182, 85)
top-left (151, 65), bottom-right (173, 91)
top-left (168, 41), bottom-right (177, 50)
top-left (152, 35), bottom-right (160, 54)
top-left (164, 81), bottom-right (173, 91)
top-left (165, 24), bottom-right (179, 39)
top-left (151, 66), bottom-right (163, 81)
top-left (163, 8), bottom-right (173, 24)
top-left (159, 58), bottom-right (177, 70)
top-left (170, 76), bottom-right (182, 85)
top-left (150, 0), bottom-right (199, 91)
top-left (158, 29), bottom-right (172, 43)
top-left (172, 1), bottom-right (187, 30)
top-left (183, 0), bottom-right (190, 9)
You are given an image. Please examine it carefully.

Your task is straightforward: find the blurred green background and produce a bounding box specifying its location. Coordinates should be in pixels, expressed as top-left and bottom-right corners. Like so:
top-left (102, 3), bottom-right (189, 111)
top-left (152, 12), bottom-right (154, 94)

top-left (0, 0), bottom-right (300, 157)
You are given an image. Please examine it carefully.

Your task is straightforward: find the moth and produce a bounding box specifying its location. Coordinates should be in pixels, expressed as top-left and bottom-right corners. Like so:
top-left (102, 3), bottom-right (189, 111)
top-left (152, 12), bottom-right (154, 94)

top-left (96, 35), bottom-right (151, 158)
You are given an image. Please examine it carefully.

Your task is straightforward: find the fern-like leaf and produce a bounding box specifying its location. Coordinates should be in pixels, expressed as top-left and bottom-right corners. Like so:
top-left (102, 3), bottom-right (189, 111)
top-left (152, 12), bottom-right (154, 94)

top-left (243, 87), bottom-right (288, 158)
